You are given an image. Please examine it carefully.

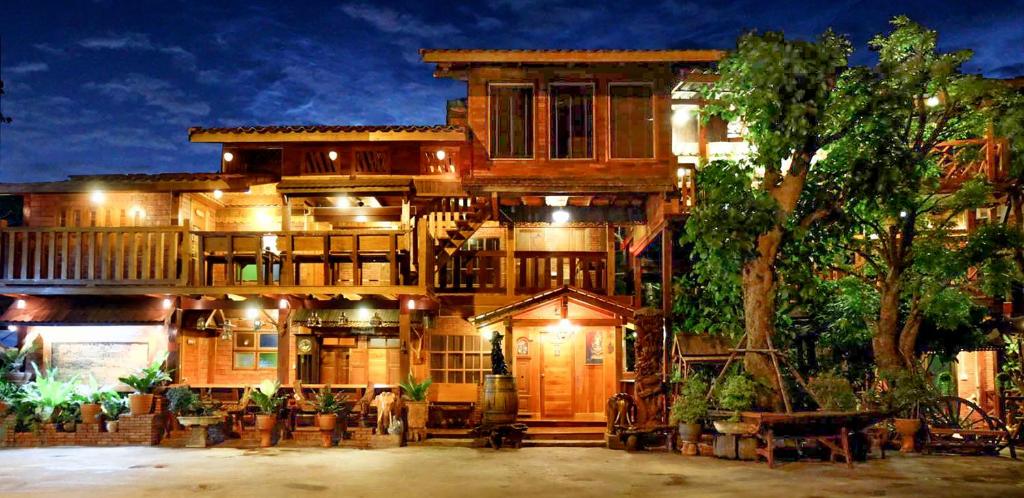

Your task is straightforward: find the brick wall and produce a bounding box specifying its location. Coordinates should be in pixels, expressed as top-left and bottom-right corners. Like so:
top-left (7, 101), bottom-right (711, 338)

top-left (1, 414), bottom-right (165, 448)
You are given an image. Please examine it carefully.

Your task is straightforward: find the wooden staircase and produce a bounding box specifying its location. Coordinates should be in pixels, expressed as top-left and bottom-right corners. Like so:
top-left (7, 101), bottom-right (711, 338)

top-left (422, 196), bottom-right (492, 271)
top-left (423, 418), bottom-right (607, 448)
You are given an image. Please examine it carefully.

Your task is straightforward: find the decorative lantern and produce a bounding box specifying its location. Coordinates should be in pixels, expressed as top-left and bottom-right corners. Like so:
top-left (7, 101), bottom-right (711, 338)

top-left (370, 312), bottom-right (383, 328)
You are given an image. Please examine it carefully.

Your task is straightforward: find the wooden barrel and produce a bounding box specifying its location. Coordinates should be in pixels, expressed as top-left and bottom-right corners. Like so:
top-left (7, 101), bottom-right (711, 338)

top-left (482, 374), bottom-right (518, 426)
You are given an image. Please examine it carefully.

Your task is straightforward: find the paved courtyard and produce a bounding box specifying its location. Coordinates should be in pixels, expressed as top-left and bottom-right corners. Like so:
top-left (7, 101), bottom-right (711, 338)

top-left (0, 446), bottom-right (1021, 497)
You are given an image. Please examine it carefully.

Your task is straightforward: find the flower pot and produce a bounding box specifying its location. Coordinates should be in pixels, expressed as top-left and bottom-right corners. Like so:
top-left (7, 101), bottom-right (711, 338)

top-left (893, 418), bottom-right (922, 453)
top-left (177, 415), bottom-right (225, 448)
top-left (0, 400), bottom-right (8, 416)
top-left (317, 414), bottom-right (338, 447)
top-left (256, 414), bottom-right (277, 447)
top-left (62, 421), bottom-right (77, 432)
top-left (106, 420), bottom-right (119, 433)
top-left (677, 422), bottom-right (703, 444)
top-left (713, 420), bottom-right (758, 435)
top-left (80, 403), bottom-right (103, 424)
top-left (128, 393), bottom-right (154, 416)
top-left (4, 371), bottom-right (30, 385)
top-left (406, 401), bottom-right (428, 442)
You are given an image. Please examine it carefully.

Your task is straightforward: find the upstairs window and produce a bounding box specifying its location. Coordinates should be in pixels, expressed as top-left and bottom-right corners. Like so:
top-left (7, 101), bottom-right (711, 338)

top-left (489, 85), bottom-right (533, 159)
top-left (610, 84), bottom-right (654, 159)
top-left (550, 84), bottom-right (594, 159)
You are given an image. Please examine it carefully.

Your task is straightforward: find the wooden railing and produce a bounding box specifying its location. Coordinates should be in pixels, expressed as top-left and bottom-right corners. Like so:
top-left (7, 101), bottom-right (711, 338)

top-left (435, 250), bottom-right (609, 295)
top-left (435, 250), bottom-right (505, 293)
top-left (935, 134), bottom-right (1011, 192)
top-left (0, 226), bottom-right (189, 286)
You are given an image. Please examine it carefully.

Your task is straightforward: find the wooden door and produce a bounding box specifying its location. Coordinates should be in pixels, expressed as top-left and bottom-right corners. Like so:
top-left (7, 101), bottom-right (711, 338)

top-left (514, 330), bottom-right (537, 414)
top-left (541, 334), bottom-right (574, 417)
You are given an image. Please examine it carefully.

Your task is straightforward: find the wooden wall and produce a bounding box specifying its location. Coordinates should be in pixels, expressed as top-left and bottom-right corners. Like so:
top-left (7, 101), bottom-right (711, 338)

top-left (25, 192), bottom-right (174, 228)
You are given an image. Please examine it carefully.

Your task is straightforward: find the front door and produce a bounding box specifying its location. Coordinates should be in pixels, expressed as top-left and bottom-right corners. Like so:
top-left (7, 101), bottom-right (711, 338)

top-left (541, 334), bottom-right (573, 417)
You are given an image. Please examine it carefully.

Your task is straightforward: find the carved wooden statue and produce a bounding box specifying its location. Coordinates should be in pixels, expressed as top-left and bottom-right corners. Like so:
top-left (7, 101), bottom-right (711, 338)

top-left (633, 309), bottom-right (666, 430)
top-left (490, 331), bottom-right (509, 375)
top-left (374, 391), bottom-right (397, 434)
top-left (605, 393), bottom-right (637, 434)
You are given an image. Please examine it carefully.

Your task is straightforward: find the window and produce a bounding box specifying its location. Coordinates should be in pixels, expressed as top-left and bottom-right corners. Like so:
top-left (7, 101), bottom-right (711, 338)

top-left (550, 84), bottom-right (594, 159)
top-left (610, 84), bottom-right (654, 158)
top-left (429, 334), bottom-right (491, 384)
top-left (489, 85), bottom-right (533, 158)
top-left (233, 331), bottom-right (279, 369)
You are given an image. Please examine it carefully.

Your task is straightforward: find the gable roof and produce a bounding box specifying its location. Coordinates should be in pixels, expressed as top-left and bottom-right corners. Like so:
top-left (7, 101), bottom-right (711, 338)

top-left (421, 49), bottom-right (725, 65)
top-left (189, 124), bottom-right (465, 143)
top-left (467, 286), bottom-right (636, 327)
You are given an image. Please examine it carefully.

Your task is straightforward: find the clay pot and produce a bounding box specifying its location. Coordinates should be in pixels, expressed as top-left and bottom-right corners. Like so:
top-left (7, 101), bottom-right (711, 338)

top-left (80, 403), bottom-right (103, 424)
top-left (128, 393), bottom-right (154, 416)
top-left (106, 420), bottom-right (119, 433)
top-left (256, 414), bottom-right (277, 447)
top-left (893, 418), bottom-right (922, 453)
top-left (318, 413), bottom-right (338, 447)
top-left (677, 422), bottom-right (703, 444)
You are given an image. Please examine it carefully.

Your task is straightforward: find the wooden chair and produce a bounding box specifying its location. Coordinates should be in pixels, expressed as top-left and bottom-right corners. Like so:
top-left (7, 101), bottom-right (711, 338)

top-left (291, 380), bottom-right (319, 431)
top-left (222, 386), bottom-right (253, 436)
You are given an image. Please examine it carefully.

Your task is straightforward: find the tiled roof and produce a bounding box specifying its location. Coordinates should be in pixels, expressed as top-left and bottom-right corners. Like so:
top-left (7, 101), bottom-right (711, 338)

top-left (462, 176), bottom-right (675, 193)
top-left (0, 296), bottom-right (173, 325)
top-left (65, 172), bottom-right (252, 183)
top-left (189, 124), bottom-right (463, 137)
top-left (467, 286), bottom-right (636, 327)
top-left (421, 48), bottom-right (725, 64)
top-left (0, 173), bottom-right (276, 194)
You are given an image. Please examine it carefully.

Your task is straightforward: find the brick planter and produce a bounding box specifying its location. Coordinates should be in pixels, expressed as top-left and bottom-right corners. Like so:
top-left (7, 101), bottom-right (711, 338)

top-left (1, 414), bottom-right (165, 448)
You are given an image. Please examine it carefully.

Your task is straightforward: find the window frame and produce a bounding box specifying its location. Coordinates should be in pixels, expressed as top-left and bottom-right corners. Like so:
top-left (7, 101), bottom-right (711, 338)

top-left (547, 82), bottom-right (596, 161)
top-left (607, 81), bottom-right (656, 161)
top-left (428, 333), bottom-right (491, 384)
top-left (487, 82), bottom-right (536, 160)
top-left (232, 330), bottom-right (280, 370)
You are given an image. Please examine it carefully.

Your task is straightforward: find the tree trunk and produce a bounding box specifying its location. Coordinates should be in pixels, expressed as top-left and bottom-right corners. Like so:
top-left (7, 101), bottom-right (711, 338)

top-left (874, 276), bottom-right (903, 372)
top-left (898, 304), bottom-right (923, 370)
top-left (742, 229), bottom-right (784, 410)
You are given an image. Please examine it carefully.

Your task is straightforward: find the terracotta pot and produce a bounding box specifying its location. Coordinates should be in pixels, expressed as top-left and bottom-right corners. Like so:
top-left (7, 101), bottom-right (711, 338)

top-left (256, 414), bottom-right (277, 447)
top-left (128, 393), bottom-right (154, 416)
top-left (318, 414), bottom-right (338, 447)
top-left (893, 418), bottom-right (922, 453)
top-left (80, 403), bottom-right (103, 424)
top-left (677, 422), bottom-right (703, 444)
top-left (106, 420), bottom-right (119, 433)
top-left (62, 421), bottom-right (77, 432)
top-left (406, 401), bottom-right (428, 431)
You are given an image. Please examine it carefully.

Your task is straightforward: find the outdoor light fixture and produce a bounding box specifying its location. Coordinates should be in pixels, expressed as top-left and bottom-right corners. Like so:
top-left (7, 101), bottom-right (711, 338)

top-left (162, 298), bottom-right (172, 310)
top-left (15, 299), bottom-right (26, 309)
top-left (358, 308), bottom-right (371, 321)
top-left (328, 150), bottom-right (339, 161)
top-left (480, 329), bottom-right (493, 341)
top-left (223, 151), bottom-right (234, 162)
top-left (7, 325), bottom-right (16, 332)
top-left (90, 190), bottom-right (105, 204)
top-left (213, 189), bottom-right (224, 200)
top-left (926, 95), bottom-right (941, 107)
top-left (552, 209), bottom-right (570, 224)
top-left (336, 196), bottom-right (351, 207)
top-left (129, 206), bottom-right (147, 220)
top-left (245, 307), bottom-right (259, 320)
top-left (355, 215), bottom-right (368, 222)
top-left (407, 298), bottom-right (416, 310)
top-left (544, 195), bottom-right (568, 207)
top-left (435, 149), bottom-right (446, 161)
top-left (278, 298), bottom-right (289, 309)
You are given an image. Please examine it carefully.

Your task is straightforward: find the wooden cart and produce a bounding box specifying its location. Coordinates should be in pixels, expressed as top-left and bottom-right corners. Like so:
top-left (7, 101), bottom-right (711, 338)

top-left (738, 411), bottom-right (885, 468)
top-left (924, 396), bottom-right (1017, 458)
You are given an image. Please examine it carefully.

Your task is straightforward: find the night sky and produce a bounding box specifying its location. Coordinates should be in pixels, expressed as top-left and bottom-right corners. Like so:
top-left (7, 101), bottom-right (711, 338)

top-left (1, 0), bottom-right (1022, 182)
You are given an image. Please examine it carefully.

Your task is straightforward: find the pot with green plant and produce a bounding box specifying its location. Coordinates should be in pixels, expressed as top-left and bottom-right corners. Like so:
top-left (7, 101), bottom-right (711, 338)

top-left (670, 374), bottom-right (709, 448)
top-left (0, 379), bottom-right (20, 416)
top-left (1, 344), bottom-right (38, 384)
top-left (250, 379), bottom-right (284, 447)
top-left (399, 373), bottom-right (432, 442)
top-left (712, 373), bottom-right (759, 435)
top-left (21, 364), bottom-right (78, 430)
top-left (312, 385), bottom-right (352, 447)
top-left (807, 372), bottom-right (858, 412)
top-left (55, 402), bottom-right (80, 432)
top-left (102, 396), bottom-right (127, 433)
top-left (118, 353), bottom-right (172, 416)
top-left (167, 386), bottom-right (223, 448)
top-left (76, 375), bottom-right (116, 425)
top-left (885, 370), bottom-right (936, 453)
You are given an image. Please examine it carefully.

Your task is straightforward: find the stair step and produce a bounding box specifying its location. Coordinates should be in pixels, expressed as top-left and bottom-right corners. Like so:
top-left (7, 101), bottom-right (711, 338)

top-left (523, 439), bottom-right (605, 448)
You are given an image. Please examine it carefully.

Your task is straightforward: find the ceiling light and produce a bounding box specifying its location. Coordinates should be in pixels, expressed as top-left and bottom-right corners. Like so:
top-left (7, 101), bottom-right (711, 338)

top-left (328, 150), bottom-right (338, 161)
top-left (223, 151), bottom-right (234, 162)
top-left (278, 298), bottom-right (289, 309)
top-left (213, 189), bottom-right (224, 200)
top-left (90, 190), bottom-right (105, 204)
top-left (129, 206), bottom-right (146, 219)
top-left (435, 149), bottom-right (447, 161)
top-left (245, 308), bottom-right (259, 320)
top-left (162, 298), bottom-right (172, 310)
top-left (545, 196), bottom-right (568, 207)
top-left (355, 215), bottom-right (368, 222)
top-left (552, 209), bottom-right (570, 224)
top-left (336, 196), bottom-right (351, 207)
top-left (15, 299), bottom-right (26, 309)
top-left (407, 299), bottom-right (416, 310)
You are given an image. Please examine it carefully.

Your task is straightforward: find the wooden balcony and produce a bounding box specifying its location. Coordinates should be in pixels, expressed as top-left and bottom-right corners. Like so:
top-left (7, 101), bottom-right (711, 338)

top-left (435, 250), bottom-right (610, 295)
top-left (936, 133), bottom-right (1011, 193)
top-left (0, 226), bottom-right (423, 296)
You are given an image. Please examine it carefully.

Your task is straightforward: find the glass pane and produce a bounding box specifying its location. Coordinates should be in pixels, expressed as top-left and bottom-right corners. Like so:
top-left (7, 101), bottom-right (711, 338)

top-left (483, 355), bottom-right (492, 371)
top-left (386, 338), bottom-right (400, 348)
top-left (466, 354), bottom-right (480, 369)
top-left (489, 86), bottom-right (533, 158)
top-left (234, 352), bottom-right (255, 369)
top-left (466, 335), bottom-right (480, 352)
top-left (448, 335), bottom-right (464, 352)
top-left (449, 371), bottom-right (463, 384)
top-left (240, 264), bottom-right (258, 282)
top-left (448, 354), bottom-right (463, 369)
top-left (369, 338), bottom-right (388, 348)
top-left (550, 85), bottom-right (594, 159)
top-left (466, 371), bottom-right (481, 384)
top-left (235, 333), bottom-right (255, 349)
top-left (430, 353), bottom-right (445, 370)
top-left (430, 370), bottom-right (445, 383)
top-left (258, 353), bottom-right (278, 369)
top-left (430, 335), bottom-right (447, 351)
top-left (259, 333), bottom-right (278, 349)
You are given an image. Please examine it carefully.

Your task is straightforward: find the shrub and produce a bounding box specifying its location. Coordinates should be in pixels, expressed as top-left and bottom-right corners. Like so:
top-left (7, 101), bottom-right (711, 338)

top-left (166, 387), bottom-right (217, 417)
top-left (399, 374), bottom-right (432, 402)
top-left (118, 353), bottom-right (172, 394)
top-left (808, 372), bottom-right (857, 411)
top-left (717, 373), bottom-right (758, 420)
top-left (101, 396), bottom-right (127, 419)
top-left (670, 374), bottom-right (710, 425)
top-left (0, 343), bottom-right (37, 374)
top-left (885, 370), bottom-right (938, 418)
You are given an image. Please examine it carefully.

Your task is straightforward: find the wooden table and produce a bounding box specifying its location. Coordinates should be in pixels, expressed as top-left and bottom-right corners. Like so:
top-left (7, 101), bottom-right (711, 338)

top-left (738, 411), bottom-right (884, 468)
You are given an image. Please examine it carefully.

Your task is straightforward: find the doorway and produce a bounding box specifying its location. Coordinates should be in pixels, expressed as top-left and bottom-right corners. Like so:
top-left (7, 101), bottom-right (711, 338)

top-left (541, 333), bottom-right (574, 417)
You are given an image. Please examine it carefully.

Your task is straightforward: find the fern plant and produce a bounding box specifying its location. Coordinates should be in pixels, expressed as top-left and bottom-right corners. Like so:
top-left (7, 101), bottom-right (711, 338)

top-left (22, 364), bottom-right (78, 423)
top-left (101, 396), bottom-right (127, 419)
top-left (118, 353), bottom-right (172, 394)
top-left (313, 386), bottom-right (352, 415)
top-left (76, 375), bottom-right (117, 405)
top-left (399, 373), bottom-right (432, 402)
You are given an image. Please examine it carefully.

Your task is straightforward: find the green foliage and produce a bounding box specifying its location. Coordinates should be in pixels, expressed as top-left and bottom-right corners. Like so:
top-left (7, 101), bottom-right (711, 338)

top-left (877, 370), bottom-right (939, 418)
top-left (166, 387), bottom-right (216, 417)
top-left (716, 373), bottom-right (759, 420)
top-left (669, 374), bottom-right (710, 425)
top-left (0, 379), bottom-right (21, 402)
top-left (399, 373), bottom-right (432, 402)
top-left (101, 396), bottom-right (127, 420)
top-left (75, 375), bottom-right (117, 405)
top-left (0, 343), bottom-right (38, 373)
top-left (21, 364), bottom-right (78, 423)
top-left (313, 386), bottom-right (352, 416)
top-left (118, 353), bottom-right (171, 394)
top-left (808, 372), bottom-right (857, 411)
top-left (249, 379), bottom-right (283, 415)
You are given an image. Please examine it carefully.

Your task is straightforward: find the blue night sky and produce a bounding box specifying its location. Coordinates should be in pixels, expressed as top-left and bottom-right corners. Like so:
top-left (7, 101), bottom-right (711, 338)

top-left (1, 0), bottom-right (1022, 182)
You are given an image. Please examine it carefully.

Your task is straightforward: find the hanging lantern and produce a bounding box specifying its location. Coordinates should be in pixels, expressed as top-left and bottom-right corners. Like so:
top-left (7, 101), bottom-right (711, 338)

top-left (370, 312), bottom-right (383, 328)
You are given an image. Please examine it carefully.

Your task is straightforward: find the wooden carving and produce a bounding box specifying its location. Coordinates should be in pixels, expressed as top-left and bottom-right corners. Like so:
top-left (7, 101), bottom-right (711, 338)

top-left (490, 331), bottom-right (509, 375)
top-left (374, 391), bottom-right (397, 434)
top-left (410, 325), bottom-right (426, 365)
top-left (633, 309), bottom-right (666, 430)
top-left (605, 393), bottom-right (637, 434)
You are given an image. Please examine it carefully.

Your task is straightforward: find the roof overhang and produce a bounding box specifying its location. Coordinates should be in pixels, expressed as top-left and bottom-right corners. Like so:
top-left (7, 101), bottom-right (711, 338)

top-left (0, 173), bottom-right (276, 194)
top-left (0, 296), bottom-right (173, 326)
top-left (467, 286), bottom-right (636, 328)
top-left (277, 177), bottom-right (411, 196)
top-left (420, 49), bottom-right (726, 65)
top-left (189, 126), bottom-right (466, 143)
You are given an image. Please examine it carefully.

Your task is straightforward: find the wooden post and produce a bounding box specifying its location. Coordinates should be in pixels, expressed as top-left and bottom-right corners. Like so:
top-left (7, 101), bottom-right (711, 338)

top-left (399, 308), bottom-right (412, 381)
top-left (661, 227), bottom-right (673, 383)
top-left (506, 224), bottom-right (516, 296)
top-left (606, 225), bottom-right (616, 295)
top-left (277, 309), bottom-right (291, 385)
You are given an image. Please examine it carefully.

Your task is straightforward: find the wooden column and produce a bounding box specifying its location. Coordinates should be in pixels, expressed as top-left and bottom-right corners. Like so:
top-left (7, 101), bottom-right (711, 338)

top-left (277, 309), bottom-right (291, 385)
top-left (661, 226), bottom-right (673, 382)
top-left (606, 225), bottom-right (616, 295)
top-left (399, 308), bottom-right (412, 381)
top-left (633, 309), bottom-right (665, 430)
top-left (506, 224), bottom-right (516, 296)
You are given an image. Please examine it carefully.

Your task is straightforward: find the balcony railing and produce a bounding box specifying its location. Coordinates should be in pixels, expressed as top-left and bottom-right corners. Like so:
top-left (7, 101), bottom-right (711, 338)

top-left (436, 250), bottom-right (609, 295)
top-left (935, 134), bottom-right (1011, 192)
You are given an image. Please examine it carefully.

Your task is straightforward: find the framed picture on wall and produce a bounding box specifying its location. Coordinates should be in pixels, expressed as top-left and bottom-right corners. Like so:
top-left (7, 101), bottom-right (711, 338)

top-left (585, 330), bottom-right (604, 365)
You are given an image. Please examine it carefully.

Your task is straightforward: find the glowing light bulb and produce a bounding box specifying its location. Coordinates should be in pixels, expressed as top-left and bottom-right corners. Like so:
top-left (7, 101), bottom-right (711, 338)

top-left (213, 189), bottom-right (224, 200)
top-left (435, 150), bottom-right (447, 161)
top-left (90, 190), bottom-right (105, 204)
top-left (245, 308), bottom-right (259, 320)
top-left (328, 150), bottom-right (338, 161)
top-left (278, 298), bottom-right (289, 309)
top-left (552, 209), bottom-right (570, 224)
top-left (15, 299), bottom-right (27, 309)
top-left (407, 299), bottom-right (416, 310)
top-left (223, 151), bottom-right (234, 162)
top-left (162, 298), bottom-right (172, 310)
top-left (925, 96), bottom-right (940, 107)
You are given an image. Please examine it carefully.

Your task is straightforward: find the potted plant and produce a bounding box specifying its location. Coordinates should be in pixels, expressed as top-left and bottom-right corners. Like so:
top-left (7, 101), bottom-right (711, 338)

top-left (118, 353), bottom-right (172, 416)
top-left (250, 379), bottom-right (284, 447)
top-left (807, 372), bottom-right (857, 412)
top-left (21, 364), bottom-right (78, 430)
top-left (312, 385), bottom-right (351, 447)
top-left (1, 344), bottom-right (38, 384)
top-left (55, 402), bottom-right (80, 432)
top-left (670, 374), bottom-right (709, 446)
top-left (885, 370), bottom-right (936, 453)
top-left (0, 379), bottom-right (20, 416)
top-left (167, 386), bottom-right (223, 448)
top-left (713, 373), bottom-right (759, 435)
top-left (102, 396), bottom-right (127, 433)
top-left (76, 375), bottom-right (116, 425)
top-left (399, 373), bottom-right (432, 442)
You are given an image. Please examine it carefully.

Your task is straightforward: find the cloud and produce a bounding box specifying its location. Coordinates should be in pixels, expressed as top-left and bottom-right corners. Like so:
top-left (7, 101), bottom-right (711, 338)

top-left (84, 74), bottom-right (211, 117)
top-left (339, 4), bottom-right (460, 38)
top-left (6, 62), bottom-right (49, 74)
top-left (32, 43), bottom-right (66, 56)
top-left (78, 32), bottom-right (197, 70)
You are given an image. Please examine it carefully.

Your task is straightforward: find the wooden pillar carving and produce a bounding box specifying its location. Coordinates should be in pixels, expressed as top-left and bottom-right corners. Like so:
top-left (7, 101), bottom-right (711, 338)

top-left (633, 308), bottom-right (666, 430)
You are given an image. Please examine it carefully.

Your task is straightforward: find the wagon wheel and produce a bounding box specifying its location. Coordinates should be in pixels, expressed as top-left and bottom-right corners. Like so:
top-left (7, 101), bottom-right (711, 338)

top-left (923, 396), bottom-right (1014, 457)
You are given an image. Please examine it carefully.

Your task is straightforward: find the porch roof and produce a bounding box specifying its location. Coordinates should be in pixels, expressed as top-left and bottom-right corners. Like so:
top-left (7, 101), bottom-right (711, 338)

top-left (0, 172), bottom-right (277, 194)
top-left (189, 124), bottom-right (466, 143)
top-left (276, 177), bottom-right (411, 196)
top-left (420, 49), bottom-right (725, 65)
top-left (467, 286), bottom-right (636, 327)
top-left (0, 296), bottom-right (173, 326)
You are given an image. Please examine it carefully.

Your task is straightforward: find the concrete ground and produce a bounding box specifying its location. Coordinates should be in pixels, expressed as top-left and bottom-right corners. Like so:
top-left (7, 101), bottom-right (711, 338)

top-left (0, 446), bottom-right (1021, 498)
